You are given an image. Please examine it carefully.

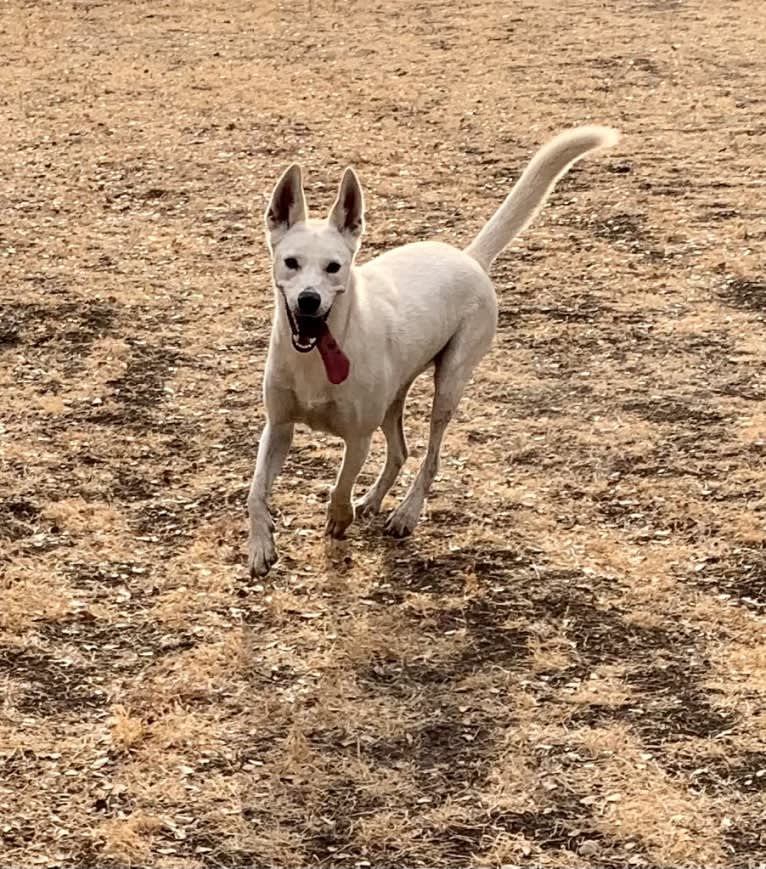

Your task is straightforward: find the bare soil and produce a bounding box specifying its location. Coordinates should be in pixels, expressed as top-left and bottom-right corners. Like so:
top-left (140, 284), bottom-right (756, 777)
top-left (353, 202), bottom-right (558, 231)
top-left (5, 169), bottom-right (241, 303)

top-left (1, 0), bottom-right (765, 866)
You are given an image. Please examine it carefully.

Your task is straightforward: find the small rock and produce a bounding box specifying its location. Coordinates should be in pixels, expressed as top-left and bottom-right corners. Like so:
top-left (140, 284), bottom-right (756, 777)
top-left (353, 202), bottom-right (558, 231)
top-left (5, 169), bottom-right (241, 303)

top-left (578, 839), bottom-right (601, 857)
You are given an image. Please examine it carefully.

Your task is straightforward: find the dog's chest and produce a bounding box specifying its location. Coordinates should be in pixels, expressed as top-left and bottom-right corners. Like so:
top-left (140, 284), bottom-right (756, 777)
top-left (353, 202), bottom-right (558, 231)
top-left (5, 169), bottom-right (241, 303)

top-left (268, 344), bottom-right (380, 437)
top-left (291, 390), bottom-right (347, 436)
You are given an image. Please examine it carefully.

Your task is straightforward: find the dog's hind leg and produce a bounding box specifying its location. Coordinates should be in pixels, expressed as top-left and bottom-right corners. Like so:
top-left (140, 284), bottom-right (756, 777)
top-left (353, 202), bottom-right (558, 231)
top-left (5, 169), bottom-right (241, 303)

top-left (326, 433), bottom-right (372, 538)
top-left (356, 391), bottom-right (409, 517)
top-left (248, 420), bottom-right (294, 577)
top-left (385, 331), bottom-right (490, 538)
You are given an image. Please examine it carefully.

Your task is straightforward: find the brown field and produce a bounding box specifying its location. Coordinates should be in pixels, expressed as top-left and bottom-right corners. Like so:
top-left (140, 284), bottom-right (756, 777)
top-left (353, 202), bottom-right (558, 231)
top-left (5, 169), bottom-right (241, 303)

top-left (1, 0), bottom-right (765, 866)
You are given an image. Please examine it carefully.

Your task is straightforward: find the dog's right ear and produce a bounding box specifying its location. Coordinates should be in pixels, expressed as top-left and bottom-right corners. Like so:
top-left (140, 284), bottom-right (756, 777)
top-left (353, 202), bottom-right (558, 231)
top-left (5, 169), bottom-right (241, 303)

top-left (265, 164), bottom-right (308, 243)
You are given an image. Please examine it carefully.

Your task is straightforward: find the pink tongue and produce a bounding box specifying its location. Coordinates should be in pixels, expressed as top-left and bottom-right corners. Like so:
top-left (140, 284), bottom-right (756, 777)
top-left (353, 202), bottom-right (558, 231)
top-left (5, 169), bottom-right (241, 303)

top-left (317, 325), bottom-right (350, 384)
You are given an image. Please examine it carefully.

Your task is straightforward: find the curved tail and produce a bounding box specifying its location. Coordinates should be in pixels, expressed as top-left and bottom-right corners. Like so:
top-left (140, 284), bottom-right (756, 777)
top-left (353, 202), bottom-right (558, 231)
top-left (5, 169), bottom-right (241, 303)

top-left (465, 125), bottom-right (619, 272)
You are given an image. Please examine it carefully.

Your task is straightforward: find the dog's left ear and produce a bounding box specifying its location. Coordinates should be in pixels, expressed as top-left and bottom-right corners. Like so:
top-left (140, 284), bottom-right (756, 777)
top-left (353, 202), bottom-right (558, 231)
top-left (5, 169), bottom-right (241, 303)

top-left (328, 167), bottom-right (364, 246)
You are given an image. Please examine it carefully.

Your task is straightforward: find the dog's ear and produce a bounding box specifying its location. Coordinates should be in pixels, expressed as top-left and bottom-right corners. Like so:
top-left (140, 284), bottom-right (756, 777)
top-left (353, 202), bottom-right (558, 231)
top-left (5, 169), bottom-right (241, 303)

top-left (328, 167), bottom-right (364, 245)
top-left (265, 164), bottom-right (307, 240)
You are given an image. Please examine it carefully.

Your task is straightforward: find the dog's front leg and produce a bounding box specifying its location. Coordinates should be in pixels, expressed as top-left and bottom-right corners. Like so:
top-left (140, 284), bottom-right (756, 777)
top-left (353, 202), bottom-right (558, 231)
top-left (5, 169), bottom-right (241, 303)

top-left (326, 434), bottom-right (371, 539)
top-left (247, 420), bottom-right (294, 577)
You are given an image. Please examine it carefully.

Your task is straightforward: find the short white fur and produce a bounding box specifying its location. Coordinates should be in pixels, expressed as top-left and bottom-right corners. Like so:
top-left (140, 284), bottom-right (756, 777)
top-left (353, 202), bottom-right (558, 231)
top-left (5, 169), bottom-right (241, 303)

top-left (248, 125), bottom-right (619, 576)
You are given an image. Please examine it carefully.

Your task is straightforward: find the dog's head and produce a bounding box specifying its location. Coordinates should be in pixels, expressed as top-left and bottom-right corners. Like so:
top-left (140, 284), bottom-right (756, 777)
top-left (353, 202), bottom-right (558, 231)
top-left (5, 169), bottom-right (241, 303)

top-left (265, 164), bottom-right (364, 324)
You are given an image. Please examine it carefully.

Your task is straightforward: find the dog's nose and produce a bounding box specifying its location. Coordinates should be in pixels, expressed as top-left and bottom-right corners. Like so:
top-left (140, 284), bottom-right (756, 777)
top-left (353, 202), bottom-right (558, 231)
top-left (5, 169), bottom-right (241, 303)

top-left (297, 288), bottom-right (321, 316)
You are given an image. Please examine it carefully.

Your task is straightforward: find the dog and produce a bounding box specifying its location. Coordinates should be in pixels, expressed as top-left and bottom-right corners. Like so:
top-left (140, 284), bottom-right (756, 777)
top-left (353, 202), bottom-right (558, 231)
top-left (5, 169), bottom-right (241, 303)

top-left (247, 125), bottom-right (619, 576)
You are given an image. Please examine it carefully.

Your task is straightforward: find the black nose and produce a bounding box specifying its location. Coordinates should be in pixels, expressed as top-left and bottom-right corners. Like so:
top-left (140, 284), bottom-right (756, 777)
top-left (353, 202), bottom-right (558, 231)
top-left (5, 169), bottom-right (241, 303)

top-left (297, 289), bottom-right (321, 316)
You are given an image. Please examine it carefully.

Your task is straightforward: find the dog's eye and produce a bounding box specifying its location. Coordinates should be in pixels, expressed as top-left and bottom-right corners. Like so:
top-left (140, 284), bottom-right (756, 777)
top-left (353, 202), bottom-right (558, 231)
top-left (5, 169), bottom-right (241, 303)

top-left (284, 257), bottom-right (299, 270)
top-left (325, 262), bottom-right (341, 274)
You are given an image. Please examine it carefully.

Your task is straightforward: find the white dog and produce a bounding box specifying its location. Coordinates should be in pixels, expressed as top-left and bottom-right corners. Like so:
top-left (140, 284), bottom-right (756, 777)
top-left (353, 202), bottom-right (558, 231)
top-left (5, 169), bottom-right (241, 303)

top-left (248, 125), bottom-right (619, 576)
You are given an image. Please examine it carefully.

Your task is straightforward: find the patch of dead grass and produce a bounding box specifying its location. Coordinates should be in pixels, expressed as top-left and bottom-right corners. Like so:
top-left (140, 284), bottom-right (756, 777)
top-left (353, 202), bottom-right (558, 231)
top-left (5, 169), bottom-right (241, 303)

top-left (2, 0), bottom-right (765, 865)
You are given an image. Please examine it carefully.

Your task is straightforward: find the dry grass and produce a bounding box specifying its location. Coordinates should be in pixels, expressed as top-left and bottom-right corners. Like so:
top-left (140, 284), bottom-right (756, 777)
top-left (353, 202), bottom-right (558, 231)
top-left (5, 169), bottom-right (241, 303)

top-left (1, 0), bottom-right (765, 866)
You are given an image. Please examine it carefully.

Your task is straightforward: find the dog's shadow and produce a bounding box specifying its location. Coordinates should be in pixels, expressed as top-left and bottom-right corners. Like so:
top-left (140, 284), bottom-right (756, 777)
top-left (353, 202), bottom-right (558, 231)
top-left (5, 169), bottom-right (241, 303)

top-left (320, 508), bottom-right (489, 604)
top-left (320, 513), bottom-right (413, 590)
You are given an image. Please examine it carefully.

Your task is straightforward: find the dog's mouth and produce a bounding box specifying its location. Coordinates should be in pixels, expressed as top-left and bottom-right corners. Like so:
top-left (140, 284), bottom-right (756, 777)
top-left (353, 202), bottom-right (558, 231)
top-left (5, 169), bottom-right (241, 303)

top-left (294, 312), bottom-right (327, 346)
top-left (278, 293), bottom-right (350, 385)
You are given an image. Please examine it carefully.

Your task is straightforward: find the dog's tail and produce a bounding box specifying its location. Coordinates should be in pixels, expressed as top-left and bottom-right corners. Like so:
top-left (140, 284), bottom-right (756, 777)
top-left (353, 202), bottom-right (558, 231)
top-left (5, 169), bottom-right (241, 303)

top-left (465, 125), bottom-right (619, 272)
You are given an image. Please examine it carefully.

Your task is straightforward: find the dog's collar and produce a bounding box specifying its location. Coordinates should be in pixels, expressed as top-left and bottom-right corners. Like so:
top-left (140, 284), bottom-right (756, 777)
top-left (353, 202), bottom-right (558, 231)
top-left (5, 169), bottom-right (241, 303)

top-left (278, 286), bottom-right (330, 354)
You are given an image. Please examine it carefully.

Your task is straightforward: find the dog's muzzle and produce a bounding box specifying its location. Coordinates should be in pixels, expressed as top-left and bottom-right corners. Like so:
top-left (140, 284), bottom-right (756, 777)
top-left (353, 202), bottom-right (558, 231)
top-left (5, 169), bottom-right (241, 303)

top-left (278, 285), bottom-right (330, 353)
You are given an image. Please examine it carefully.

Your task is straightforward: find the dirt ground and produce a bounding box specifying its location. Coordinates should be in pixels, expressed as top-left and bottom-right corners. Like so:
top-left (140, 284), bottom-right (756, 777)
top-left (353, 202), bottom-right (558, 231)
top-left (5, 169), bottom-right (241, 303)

top-left (1, 0), bottom-right (765, 866)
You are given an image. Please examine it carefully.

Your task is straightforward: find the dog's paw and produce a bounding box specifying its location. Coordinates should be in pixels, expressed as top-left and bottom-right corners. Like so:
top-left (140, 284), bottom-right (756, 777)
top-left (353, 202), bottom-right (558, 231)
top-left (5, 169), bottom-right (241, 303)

top-left (384, 503), bottom-right (420, 538)
top-left (325, 500), bottom-right (354, 539)
top-left (248, 532), bottom-right (277, 577)
top-left (355, 490), bottom-right (382, 518)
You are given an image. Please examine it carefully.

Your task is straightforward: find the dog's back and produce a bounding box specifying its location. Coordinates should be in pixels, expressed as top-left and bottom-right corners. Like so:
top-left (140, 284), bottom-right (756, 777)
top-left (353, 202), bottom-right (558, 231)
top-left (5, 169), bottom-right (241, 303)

top-left (358, 240), bottom-right (497, 374)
